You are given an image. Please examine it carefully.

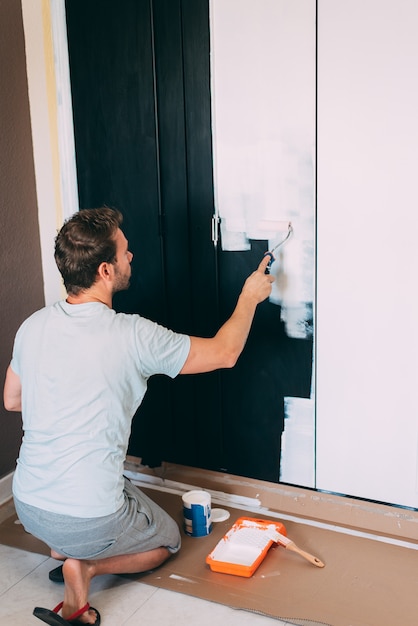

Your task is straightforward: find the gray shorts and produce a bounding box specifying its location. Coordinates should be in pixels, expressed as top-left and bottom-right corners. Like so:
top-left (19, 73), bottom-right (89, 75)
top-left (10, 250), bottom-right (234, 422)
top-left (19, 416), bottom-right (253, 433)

top-left (14, 477), bottom-right (181, 559)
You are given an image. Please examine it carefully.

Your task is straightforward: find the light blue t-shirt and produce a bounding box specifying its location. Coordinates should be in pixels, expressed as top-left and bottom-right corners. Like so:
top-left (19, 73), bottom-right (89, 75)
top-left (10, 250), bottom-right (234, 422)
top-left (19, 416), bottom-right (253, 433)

top-left (11, 301), bottom-right (190, 517)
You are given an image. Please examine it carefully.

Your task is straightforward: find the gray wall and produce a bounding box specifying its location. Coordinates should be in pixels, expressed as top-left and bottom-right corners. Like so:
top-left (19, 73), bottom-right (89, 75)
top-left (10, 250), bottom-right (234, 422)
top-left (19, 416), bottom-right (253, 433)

top-left (0, 0), bottom-right (45, 478)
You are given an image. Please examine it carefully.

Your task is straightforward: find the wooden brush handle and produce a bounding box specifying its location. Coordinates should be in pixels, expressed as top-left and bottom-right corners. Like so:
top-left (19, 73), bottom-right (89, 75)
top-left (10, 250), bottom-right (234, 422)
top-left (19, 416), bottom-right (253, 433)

top-left (270, 529), bottom-right (325, 568)
top-left (286, 541), bottom-right (325, 568)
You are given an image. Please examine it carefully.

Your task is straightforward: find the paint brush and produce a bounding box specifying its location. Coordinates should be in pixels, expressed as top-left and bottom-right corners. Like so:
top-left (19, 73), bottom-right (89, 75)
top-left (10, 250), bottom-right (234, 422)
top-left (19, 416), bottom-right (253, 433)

top-left (267, 526), bottom-right (325, 568)
top-left (264, 222), bottom-right (293, 273)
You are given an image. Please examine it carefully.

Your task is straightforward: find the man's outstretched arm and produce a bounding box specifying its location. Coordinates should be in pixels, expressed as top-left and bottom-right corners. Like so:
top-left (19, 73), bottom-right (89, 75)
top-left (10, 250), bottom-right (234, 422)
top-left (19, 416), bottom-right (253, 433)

top-left (180, 254), bottom-right (274, 375)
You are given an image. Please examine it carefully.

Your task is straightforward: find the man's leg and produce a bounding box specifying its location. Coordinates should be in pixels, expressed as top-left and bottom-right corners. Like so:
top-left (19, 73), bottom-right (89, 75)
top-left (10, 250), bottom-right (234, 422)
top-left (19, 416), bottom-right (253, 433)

top-left (60, 547), bottom-right (171, 624)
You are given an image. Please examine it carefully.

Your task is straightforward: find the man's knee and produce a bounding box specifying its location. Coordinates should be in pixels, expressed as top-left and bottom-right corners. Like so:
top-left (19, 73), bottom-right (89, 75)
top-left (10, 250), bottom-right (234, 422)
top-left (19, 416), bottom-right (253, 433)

top-left (50, 549), bottom-right (66, 560)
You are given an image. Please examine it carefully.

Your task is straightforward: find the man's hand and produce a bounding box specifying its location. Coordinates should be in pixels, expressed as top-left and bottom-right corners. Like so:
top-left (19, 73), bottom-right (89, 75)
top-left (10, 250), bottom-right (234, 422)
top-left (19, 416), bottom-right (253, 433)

top-left (240, 254), bottom-right (275, 304)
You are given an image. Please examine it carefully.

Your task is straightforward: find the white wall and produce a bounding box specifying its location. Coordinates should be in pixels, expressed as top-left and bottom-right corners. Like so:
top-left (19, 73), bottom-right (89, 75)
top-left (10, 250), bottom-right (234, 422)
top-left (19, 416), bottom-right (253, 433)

top-left (316, 0), bottom-right (418, 507)
top-left (21, 0), bottom-right (78, 305)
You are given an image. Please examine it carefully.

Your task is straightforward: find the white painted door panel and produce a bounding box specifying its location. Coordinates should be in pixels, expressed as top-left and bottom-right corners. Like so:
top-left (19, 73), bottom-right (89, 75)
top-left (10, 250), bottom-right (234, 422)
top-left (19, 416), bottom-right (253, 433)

top-left (316, 0), bottom-right (418, 507)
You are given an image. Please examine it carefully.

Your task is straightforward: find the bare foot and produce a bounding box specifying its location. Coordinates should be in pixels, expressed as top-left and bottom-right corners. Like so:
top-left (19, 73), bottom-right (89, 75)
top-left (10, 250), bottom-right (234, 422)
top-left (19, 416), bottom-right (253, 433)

top-left (61, 559), bottom-right (97, 624)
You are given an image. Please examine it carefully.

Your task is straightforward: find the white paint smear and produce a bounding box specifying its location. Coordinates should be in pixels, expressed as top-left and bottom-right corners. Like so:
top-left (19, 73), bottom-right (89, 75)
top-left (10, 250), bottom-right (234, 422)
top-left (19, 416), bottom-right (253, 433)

top-left (280, 397), bottom-right (315, 487)
top-left (169, 574), bottom-right (197, 584)
top-left (210, 0), bottom-right (316, 339)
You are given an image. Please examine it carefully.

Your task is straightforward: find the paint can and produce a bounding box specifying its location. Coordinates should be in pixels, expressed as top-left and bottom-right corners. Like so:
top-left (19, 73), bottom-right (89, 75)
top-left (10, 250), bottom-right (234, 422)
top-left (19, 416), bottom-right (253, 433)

top-left (182, 490), bottom-right (212, 537)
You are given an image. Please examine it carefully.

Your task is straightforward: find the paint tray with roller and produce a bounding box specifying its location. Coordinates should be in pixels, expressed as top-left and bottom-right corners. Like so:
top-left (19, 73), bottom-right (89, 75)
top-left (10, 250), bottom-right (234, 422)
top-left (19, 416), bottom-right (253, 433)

top-left (206, 516), bottom-right (286, 577)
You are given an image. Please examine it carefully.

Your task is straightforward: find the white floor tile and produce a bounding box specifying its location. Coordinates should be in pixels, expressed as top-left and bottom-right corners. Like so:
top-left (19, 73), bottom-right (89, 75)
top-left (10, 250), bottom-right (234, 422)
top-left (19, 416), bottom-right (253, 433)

top-left (122, 587), bottom-right (289, 626)
top-left (0, 544), bottom-right (47, 596)
top-left (0, 545), bottom-right (290, 626)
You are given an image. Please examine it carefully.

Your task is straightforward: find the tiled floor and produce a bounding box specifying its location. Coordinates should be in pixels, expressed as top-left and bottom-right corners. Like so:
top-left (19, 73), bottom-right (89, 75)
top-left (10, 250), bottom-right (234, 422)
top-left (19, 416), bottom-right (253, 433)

top-left (0, 542), bottom-right (294, 626)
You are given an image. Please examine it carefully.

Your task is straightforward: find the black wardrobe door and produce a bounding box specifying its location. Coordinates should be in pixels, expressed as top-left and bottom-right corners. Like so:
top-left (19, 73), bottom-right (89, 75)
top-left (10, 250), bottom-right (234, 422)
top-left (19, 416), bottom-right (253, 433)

top-left (65, 0), bottom-right (222, 470)
top-left (152, 0), bottom-right (224, 470)
top-left (65, 0), bottom-right (165, 321)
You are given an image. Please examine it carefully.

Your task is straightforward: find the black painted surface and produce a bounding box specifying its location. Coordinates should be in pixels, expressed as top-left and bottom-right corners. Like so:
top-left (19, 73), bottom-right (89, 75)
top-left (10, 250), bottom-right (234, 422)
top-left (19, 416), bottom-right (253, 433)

top-left (65, 0), bottom-right (313, 482)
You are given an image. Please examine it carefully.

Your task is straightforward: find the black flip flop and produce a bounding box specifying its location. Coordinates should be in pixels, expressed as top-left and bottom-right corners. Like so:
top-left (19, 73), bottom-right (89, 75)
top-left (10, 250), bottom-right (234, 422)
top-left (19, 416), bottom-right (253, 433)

top-left (48, 565), bottom-right (64, 583)
top-left (33, 602), bottom-right (100, 625)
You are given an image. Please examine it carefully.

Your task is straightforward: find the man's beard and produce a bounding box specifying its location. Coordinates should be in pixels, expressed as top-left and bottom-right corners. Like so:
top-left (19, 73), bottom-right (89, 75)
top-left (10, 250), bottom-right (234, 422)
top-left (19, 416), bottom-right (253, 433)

top-left (112, 267), bottom-right (131, 294)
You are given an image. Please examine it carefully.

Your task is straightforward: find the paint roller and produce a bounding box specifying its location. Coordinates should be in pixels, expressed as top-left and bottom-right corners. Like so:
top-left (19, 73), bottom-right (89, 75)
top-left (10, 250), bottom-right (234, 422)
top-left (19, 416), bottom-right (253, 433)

top-left (260, 220), bottom-right (293, 273)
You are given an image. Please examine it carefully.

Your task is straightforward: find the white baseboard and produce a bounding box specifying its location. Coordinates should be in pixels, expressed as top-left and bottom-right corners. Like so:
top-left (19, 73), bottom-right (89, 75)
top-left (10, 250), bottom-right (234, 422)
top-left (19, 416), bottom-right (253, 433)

top-left (0, 471), bottom-right (14, 506)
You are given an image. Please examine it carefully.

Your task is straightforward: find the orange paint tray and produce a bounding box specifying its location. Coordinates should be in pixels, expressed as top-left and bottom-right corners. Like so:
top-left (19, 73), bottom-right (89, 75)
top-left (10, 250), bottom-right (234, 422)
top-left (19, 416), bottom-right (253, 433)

top-left (206, 516), bottom-right (287, 577)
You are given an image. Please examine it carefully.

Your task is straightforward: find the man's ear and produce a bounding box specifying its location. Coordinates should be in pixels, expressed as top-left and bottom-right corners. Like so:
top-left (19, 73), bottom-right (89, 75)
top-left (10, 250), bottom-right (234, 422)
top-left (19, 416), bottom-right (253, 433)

top-left (97, 261), bottom-right (114, 282)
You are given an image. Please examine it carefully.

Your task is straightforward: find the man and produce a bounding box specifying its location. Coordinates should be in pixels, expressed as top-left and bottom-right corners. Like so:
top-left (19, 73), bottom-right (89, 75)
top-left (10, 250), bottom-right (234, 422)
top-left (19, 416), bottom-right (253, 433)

top-left (3, 207), bottom-right (274, 626)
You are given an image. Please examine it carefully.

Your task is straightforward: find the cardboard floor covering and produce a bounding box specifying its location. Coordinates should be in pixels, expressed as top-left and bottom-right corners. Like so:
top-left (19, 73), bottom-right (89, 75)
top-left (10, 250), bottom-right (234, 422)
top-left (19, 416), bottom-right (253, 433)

top-left (1, 487), bottom-right (417, 626)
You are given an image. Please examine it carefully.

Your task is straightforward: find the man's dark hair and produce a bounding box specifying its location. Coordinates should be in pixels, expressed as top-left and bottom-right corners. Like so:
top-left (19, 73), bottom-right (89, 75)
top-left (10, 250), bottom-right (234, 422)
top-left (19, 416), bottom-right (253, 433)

top-left (54, 207), bottom-right (123, 295)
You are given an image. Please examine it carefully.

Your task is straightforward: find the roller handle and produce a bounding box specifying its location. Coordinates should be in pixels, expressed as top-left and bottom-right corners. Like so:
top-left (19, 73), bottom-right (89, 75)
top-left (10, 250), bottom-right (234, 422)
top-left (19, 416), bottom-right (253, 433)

top-left (263, 222), bottom-right (293, 273)
top-left (263, 251), bottom-right (275, 274)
